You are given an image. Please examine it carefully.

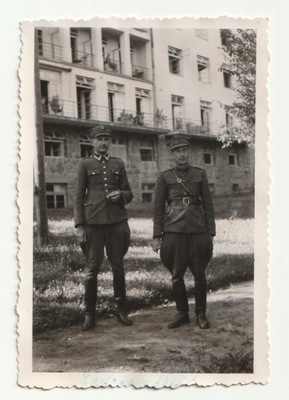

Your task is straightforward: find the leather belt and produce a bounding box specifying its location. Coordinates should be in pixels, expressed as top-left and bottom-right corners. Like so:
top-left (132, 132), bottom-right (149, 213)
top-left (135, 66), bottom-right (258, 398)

top-left (168, 197), bottom-right (201, 207)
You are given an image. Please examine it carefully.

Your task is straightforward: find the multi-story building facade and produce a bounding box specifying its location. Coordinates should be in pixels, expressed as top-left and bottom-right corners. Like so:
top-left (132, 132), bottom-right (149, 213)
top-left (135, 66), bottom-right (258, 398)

top-left (36, 26), bottom-right (254, 218)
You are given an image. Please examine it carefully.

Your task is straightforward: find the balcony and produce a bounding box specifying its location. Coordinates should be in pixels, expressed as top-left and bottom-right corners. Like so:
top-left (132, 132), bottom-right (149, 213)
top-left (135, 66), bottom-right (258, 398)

top-left (71, 50), bottom-right (96, 68)
top-left (38, 41), bottom-right (62, 61)
top-left (131, 64), bottom-right (150, 80)
top-left (168, 117), bottom-right (222, 137)
top-left (41, 97), bottom-right (168, 131)
top-left (103, 55), bottom-right (122, 74)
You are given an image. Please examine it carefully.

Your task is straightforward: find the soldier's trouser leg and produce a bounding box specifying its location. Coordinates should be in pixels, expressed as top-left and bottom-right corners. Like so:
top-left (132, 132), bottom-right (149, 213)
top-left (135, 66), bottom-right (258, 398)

top-left (84, 225), bottom-right (105, 314)
top-left (105, 220), bottom-right (130, 301)
top-left (105, 221), bottom-right (132, 325)
top-left (161, 233), bottom-right (189, 313)
top-left (188, 233), bottom-right (213, 328)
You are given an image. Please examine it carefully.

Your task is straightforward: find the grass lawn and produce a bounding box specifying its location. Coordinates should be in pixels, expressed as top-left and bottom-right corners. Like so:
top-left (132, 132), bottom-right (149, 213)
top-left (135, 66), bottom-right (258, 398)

top-left (33, 218), bottom-right (254, 333)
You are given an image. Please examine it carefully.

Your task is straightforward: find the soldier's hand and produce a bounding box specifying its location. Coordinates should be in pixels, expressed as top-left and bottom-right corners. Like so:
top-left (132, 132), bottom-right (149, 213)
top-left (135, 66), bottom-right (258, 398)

top-left (107, 190), bottom-right (121, 202)
top-left (76, 225), bottom-right (87, 243)
top-left (152, 237), bottom-right (162, 253)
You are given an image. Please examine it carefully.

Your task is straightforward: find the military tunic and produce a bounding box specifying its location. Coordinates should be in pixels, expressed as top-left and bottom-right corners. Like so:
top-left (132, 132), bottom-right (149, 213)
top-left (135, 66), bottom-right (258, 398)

top-left (153, 165), bottom-right (216, 237)
top-left (74, 154), bottom-right (133, 227)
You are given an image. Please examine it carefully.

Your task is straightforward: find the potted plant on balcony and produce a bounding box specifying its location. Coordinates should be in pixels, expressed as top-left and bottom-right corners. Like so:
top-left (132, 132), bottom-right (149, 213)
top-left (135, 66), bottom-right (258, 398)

top-left (154, 108), bottom-right (167, 128)
top-left (49, 95), bottom-right (62, 114)
top-left (117, 110), bottom-right (134, 126)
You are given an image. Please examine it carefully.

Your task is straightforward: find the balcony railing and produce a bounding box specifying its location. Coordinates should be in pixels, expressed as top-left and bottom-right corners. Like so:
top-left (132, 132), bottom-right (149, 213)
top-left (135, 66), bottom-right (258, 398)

top-left (169, 117), bottom-right (222, 136)
top-left (38, 42), bottom-right (151, 81)
top-left (131, 64), bottom-right (150, 80)
top-left (41, 97), bottom-right (224, 135)
top-left (38, 41), bottom-right (62, 61)
top-left (41, 97), bottom-right (168, 130)
top-left (103, 57), bottom-right (123, 74)
top-left (72, 50), bottom-right (96, 68)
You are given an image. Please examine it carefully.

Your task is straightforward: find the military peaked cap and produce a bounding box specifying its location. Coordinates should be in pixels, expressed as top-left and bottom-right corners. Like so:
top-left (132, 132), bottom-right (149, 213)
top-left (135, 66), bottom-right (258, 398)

top-left (167, 133), bottom-right (191, 151)
top-left (89, 125), bottom-right (112, 139)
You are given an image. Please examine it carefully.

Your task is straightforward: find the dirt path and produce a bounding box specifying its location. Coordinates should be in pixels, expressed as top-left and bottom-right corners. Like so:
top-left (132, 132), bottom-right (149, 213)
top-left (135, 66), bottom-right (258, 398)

top-left (33, 281), bottom-right (253, 374)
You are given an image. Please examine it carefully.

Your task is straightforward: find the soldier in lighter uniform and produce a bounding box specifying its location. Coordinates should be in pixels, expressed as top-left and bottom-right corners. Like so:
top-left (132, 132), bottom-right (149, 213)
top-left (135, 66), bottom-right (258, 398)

top-left (74, 126), bottom-right (133, 330)
top-left (152, 134), bottom-right (216, 329)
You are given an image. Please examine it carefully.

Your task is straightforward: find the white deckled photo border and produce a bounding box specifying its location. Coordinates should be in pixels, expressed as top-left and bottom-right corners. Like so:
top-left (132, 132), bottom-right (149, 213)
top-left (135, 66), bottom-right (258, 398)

top-left (18, 16), bottom-right (269, 388)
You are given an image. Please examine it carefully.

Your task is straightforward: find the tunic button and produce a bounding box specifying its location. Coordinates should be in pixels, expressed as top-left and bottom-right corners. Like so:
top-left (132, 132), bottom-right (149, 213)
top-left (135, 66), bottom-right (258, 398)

top-left (103, 171), bottom-right (106, 174)
top-left (103, 166), bottom-right (106, 168)
top-left (104, 177), bottom-right (107, 180)
top-left (104, 183), bottom-right (108, 186)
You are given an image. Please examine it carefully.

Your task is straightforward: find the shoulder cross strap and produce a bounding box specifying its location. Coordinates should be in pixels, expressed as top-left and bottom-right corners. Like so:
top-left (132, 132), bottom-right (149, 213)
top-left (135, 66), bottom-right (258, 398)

top-left (171, 169), bottom-right (193, 196)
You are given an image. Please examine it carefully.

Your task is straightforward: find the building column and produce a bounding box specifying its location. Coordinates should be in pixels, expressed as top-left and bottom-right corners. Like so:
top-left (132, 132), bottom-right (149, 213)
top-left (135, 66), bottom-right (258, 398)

top-left (91, 27), bottom-right (103, 70)
top-left (119, 31), bottom-right (131, 76)
top-left (59, 27), bottom-right (72, 63)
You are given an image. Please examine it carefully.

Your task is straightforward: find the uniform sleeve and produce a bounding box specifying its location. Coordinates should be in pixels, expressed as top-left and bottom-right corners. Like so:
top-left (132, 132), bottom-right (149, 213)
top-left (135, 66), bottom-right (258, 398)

top-left (119, 162), bottom-right (133, 206)
top-left (201, 169), bottom-right (216, 236)
top-left (153, 172), bottom-right (167, 238)
top-left (74, 160), bottom-right (87, 228)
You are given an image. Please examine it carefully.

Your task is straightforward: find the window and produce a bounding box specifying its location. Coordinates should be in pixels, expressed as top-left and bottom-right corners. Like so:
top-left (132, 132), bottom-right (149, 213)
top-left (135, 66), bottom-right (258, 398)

top-left (76, 76), bottom-right (95, 119)
top-left (79, 134), bottom-right (92, 158)
top-left (40, 80), bottom-right (49, 113)
top-left (220, 29), bottom-right (231, 46)
top-left (107, 82), bottom-right (124, 122)
top-left (142, 183), bottom-right (155, 203)
top-left (225, 107), bottom-right (234, 127)
top-left (203, 152), bottom-right (214, 165)
top-left (46, 184), bottom-right (67, 209)
top-left (37, 29), bottom-right (43, 56)
top-left (140, 148), bottom-right (153, 161)
top-left (171, 95), bottom-right (184, 130)
top-left (197, 55), bottom-right (210, 83)
top-left (229, 154), bottom-right (237, 165)
top-left (195, 29), bottom-right (208, 40)
top-left (168, 46), bottom-right (181, 75)
top-left (111, 135), bottom-right (127, 161)
top-left (200, 100), bottom-right (212, 133)
top-left (232, 183), bottom-right (239, 192)
top-left (223, 71), bottom-right (232, 88)
top-left (140, 137), bottom-right (155, 161)
top-left (44, 132), bottom-right (65, 157)
top-left (135, 88), bottom-right (150, 125)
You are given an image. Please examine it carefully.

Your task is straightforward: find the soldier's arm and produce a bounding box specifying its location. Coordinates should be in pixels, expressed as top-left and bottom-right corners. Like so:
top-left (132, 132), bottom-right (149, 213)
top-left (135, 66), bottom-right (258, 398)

top-left (118, 163), bottom-right (133, 205)
top-left (201, 169), bottom-right (216, 237)
top-left (74, 160), bottom-right (87, 228)
top-left (153, 172), bottom-right (167, 238)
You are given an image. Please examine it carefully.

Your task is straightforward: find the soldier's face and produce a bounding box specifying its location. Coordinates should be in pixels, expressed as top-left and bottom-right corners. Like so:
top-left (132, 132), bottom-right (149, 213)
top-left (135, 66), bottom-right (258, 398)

top-left (92, 136), bottom-right (111, 155)
top-left (172, 146), bottom-right (190, 166)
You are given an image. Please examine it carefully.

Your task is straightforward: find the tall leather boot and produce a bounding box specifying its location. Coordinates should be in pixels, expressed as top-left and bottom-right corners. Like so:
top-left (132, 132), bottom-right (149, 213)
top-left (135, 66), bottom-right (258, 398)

top-left (167, 280), bottom-right (190, 329)
top-left (195, 280), bottom-right (210, 329)
top-left (115, 297), bottom-right (133, 326)
top-left (82, 278), bottom-right (97, 331)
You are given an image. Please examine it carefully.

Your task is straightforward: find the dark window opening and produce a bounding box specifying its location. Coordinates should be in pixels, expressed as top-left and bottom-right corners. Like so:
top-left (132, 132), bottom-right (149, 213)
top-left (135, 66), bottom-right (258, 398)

top-left (140, 148), bottom-right (153, 161)
top-left (45, 141), bottom-right (63, 157)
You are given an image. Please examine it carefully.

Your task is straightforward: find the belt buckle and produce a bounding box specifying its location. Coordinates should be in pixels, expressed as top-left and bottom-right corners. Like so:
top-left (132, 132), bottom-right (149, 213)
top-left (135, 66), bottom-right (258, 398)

top-left (182, 197), bottom-right (190, 206)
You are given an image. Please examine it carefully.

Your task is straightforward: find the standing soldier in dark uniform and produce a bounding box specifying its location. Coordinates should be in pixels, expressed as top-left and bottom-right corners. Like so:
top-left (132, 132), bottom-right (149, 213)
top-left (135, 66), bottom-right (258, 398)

top-left (74, 125), bottom-right (133, 331)
top-left (152, 134), bottom-right (216, 329)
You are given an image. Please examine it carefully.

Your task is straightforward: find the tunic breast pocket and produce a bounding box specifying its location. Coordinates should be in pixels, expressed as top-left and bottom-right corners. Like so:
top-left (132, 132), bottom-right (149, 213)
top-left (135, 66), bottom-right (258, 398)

top-left (111, 168), bottom-right (121, 183)
top-left (87, 169), bottom-right (102, 184)
top-left (190, 179), bottom-right (202, 194)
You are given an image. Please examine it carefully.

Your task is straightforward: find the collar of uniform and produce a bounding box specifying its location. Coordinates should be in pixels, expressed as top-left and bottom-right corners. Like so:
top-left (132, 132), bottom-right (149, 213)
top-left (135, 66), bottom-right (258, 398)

top-left (93, 153), bottom-right (110, 161)
top-left (174, 164), bottom-right (190, 173)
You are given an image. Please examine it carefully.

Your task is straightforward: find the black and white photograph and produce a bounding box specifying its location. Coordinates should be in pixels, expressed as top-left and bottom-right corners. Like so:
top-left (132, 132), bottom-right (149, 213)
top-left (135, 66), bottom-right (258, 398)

top-left (17, 17), bottom-right (269, 388)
